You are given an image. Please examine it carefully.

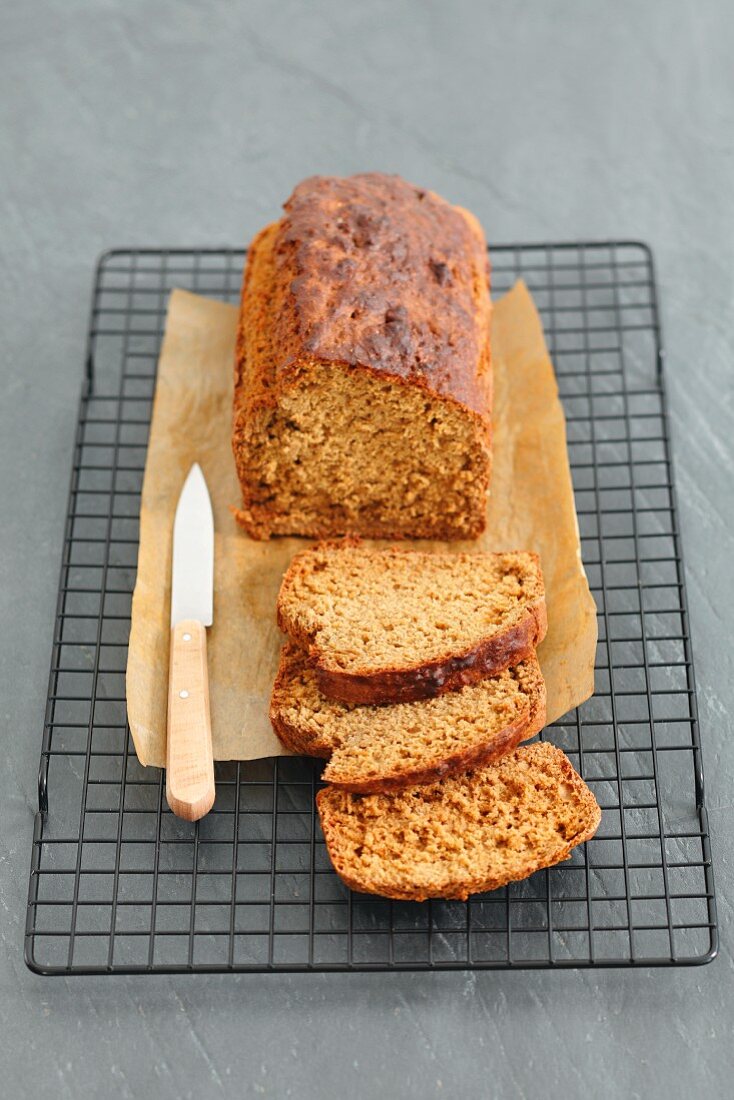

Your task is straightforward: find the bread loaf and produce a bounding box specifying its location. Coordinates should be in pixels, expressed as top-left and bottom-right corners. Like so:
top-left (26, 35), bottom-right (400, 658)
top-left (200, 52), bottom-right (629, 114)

top-left (276, 542), bottom-right (547, 705)
top-left (271, 642), bottom-right (546, 792)
top-left (317, 743), bottom-right (601, 901)
top-left (232, 173), bottom-right (492, 540)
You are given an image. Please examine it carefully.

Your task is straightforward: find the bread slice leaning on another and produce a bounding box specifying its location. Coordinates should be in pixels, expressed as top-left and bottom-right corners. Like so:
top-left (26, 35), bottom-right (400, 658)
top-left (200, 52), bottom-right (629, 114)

top-left (271, 642), bottom-right (546, 792)
top-left (276, 543), bottom-right (547, 705)
top-left (317, 743), bottom-right (601, 902)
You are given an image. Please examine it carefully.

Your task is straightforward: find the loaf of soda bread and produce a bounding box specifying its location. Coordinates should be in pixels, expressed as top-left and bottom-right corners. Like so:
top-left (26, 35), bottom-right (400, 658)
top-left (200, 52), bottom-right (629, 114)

top-left (232, 173), bottom-right (492, 540)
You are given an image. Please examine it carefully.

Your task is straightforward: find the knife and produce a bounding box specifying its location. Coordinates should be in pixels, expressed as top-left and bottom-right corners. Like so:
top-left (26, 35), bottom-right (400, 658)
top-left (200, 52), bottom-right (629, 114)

top-left (166, 462), bottom-right (216, 821)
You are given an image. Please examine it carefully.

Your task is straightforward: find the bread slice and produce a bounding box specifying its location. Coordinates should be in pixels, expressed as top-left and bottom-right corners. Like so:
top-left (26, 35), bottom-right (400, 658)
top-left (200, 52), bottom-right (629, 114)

top-left (271, 642), bottom-right (546, 792)
top-left (317, 743), bottom-right (601, 901)
top-left (276, 543), bottom-right (547, 705)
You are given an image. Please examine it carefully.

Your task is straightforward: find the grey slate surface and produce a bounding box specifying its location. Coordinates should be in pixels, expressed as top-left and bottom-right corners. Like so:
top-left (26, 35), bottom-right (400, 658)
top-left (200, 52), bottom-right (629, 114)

top-left (1, 1), bottom-right (732, 1096)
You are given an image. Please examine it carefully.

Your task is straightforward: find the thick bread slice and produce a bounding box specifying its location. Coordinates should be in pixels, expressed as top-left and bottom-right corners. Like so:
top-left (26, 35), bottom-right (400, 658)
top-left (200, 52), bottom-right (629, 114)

top-left (317, 743), bottom-right (601, 902)
top-left (271, 642), bottom-right (546, 792)
top-left (276, 543), bottom-right (547, 705)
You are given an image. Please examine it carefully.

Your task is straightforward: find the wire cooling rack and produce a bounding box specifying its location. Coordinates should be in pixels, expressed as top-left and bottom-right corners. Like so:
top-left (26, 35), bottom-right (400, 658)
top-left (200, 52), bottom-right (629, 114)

top-left (25, 243), bottom-right (717, 974)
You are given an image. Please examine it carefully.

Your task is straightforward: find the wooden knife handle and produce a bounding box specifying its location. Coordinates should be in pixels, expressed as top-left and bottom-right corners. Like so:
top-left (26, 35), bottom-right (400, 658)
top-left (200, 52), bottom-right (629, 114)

top-left (166, 619), bottom-right (215, 821)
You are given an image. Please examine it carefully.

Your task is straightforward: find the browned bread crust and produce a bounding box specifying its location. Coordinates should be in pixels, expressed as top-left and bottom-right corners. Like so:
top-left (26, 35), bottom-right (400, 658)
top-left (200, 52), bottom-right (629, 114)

top-left (317, 743), bottom-right (602, 902)
top-left (272, 173), bottom-right (491, 411)
top-left (276, 542), bottom-right (547, 705)
top-left (270, 642), bottom-right (547, 793)
top-left (232, 173), bottom-right (492, 540)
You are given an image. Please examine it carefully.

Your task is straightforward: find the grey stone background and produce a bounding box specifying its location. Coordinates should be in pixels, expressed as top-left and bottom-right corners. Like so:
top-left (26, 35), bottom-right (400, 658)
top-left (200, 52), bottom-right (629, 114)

top-left (1, 1), bottom-right (731, 1096)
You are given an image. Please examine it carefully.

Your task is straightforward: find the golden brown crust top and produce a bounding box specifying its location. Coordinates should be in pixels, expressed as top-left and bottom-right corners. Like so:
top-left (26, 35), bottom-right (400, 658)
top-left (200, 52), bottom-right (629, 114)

top-left (270, 173), bottom-right (491, 415)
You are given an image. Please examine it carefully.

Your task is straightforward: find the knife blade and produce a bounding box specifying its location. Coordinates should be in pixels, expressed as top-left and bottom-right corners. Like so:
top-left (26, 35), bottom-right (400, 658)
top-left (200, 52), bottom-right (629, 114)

top-left (166, 463), bottom-right (216, 821)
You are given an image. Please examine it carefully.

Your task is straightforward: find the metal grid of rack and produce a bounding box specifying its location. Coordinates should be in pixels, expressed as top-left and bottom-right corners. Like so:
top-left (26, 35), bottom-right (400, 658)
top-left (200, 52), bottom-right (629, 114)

top-left (25, 243), bottom-right (717, 974)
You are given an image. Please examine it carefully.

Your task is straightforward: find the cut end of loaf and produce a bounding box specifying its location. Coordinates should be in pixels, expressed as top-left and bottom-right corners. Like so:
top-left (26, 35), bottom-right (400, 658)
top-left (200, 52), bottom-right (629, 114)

top-left (233, 361), bottom-right (491, 541)
top-left (317, 743), bottom-right (601, 901)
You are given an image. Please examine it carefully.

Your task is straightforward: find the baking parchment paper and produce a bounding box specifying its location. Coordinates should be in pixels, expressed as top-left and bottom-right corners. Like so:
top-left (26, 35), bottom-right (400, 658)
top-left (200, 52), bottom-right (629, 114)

top-left (126, 283), bottom-right (597, 767)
